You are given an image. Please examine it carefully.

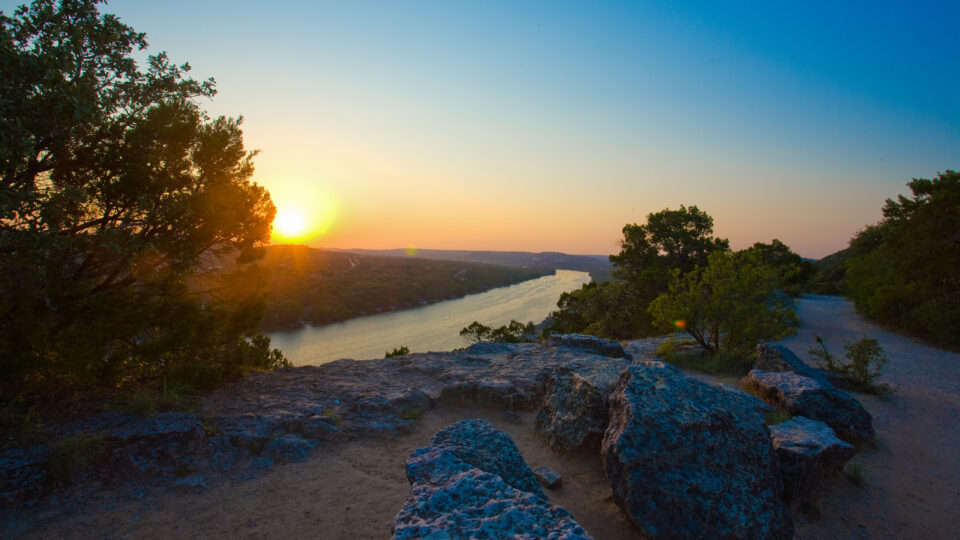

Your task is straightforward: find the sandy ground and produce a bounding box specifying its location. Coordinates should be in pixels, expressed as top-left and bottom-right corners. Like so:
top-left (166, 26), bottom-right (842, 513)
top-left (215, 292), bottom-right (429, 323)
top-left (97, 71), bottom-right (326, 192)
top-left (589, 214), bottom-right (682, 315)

top-left (13, 295), bottom-right (960, 539)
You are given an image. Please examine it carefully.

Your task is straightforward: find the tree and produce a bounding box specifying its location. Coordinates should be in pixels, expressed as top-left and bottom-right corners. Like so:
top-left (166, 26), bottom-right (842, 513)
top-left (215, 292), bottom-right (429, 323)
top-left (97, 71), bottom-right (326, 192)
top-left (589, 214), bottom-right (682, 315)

top-left (649, 250), bottom-right (797, 355)
top-left (550, 206), bottom-right (730, 339)
top-left (0, 0), bottom-right (283, 398)
top-left (741, 239), bottom-right (815, 296)
top-left (610, 205), bottom-right (730, 285)
top-left (845, 171), bottom-right (960, 348)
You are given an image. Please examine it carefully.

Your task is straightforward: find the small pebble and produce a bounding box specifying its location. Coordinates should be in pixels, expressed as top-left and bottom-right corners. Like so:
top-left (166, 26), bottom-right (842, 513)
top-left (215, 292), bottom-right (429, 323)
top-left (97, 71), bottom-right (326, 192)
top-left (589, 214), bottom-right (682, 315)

top-left (532, 465), bottom-right (562, 489)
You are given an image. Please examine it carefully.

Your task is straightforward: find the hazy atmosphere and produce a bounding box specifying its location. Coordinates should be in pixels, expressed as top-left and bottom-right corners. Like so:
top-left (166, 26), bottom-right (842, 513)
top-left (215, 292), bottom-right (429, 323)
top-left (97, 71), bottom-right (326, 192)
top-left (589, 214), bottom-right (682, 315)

top-left (12, 0), bottom-right (953, 258)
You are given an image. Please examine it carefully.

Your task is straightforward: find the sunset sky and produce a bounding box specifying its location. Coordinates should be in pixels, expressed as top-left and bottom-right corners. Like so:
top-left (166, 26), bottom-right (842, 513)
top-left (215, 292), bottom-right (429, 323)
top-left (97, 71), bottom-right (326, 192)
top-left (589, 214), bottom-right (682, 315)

top-left (8, 0), bottom-right (957, 258)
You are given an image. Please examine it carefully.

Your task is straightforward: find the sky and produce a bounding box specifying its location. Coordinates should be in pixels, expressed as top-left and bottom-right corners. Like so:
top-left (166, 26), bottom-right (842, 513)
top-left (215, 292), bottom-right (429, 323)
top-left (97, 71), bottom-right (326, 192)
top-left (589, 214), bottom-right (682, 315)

top-left (5, 1), bottom-right (958, 258)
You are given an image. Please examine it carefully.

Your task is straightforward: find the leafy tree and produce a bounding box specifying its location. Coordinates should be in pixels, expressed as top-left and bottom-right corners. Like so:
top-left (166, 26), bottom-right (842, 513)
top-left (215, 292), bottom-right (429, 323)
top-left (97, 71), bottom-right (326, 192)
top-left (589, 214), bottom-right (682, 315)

top-left (459, 320), bottom-right (534, 344)
top-left (610, 204), bottom-right (730, 285)
top-left (649, 250), bottom-right (797, 355)
top-left (551, 205), bottom-right (730, 339)
top-left (0, 0), bottom-right (283, 399)
top-left (460, 321), bottom-right (492, 344)
top-left (741, 239), bottom-right (816, 296)
top-left (845, 171), bottom-right (960, 348)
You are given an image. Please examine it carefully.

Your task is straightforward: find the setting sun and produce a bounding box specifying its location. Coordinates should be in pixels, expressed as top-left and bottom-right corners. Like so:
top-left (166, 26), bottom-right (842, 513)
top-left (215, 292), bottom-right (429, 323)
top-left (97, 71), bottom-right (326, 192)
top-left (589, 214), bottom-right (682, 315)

top-left (273, 209), bottom-right (307, 243)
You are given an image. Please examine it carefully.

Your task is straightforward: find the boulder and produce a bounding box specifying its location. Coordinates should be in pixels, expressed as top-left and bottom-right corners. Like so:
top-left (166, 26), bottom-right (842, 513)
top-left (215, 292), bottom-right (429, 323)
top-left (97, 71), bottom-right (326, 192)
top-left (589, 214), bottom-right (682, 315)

top-left (545, 334), bottom-right (628, 358)
top-left (603, 364), bottom-right (793, 539)
top-left (756, 343), bottom-right (830, 384)
top-left (534, 367), bottom-right (612, 452)
top-left (263, 433), bottom-right (317, 463)
top-left (743, 370), bottom-right (874, 440)
top-left (393, 419), bottom-right (591, 539)
top-left (769, 416), bottom-right (856, 501)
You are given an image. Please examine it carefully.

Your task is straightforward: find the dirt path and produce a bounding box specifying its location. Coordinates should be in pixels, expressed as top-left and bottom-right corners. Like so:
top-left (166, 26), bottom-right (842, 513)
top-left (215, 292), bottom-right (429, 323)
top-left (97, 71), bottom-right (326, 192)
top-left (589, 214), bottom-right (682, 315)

top-left (13, 295), bottom-right (960, 539)
top-left (782, 295), bottom-right (960, 539)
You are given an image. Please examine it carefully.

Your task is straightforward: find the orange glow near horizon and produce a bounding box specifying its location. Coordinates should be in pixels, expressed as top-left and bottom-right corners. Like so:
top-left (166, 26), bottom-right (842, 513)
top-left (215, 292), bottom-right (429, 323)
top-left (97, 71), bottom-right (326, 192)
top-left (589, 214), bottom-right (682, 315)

top-left (270, 192), bottom-right (339, 244)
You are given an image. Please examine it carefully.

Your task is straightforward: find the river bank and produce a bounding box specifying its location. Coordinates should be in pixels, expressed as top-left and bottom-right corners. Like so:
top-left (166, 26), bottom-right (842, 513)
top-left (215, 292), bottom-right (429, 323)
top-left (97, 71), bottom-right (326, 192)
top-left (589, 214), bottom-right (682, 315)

top-left (268, 269), bottom-right (590, 365)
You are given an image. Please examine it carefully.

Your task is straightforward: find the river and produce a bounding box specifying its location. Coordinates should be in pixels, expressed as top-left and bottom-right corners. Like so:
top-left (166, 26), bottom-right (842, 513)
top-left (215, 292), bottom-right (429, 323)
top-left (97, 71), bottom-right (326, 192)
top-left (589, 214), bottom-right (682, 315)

top-left (267, 269), bottom-right (591, 366)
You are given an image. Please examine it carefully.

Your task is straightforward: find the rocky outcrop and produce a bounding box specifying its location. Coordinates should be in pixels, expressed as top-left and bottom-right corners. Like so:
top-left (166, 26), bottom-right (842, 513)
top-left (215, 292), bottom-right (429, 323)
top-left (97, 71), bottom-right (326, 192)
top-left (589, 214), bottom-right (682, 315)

top-left (393, 419), bottom-right (591, 539)
top-left (545, 334), bottom-right (628, 358)
top-left (4, 339), bottom-right (649, 506)
top-left (534, 359), bottom-right (630, 452)
top-left (769, 416), bottom-right (856, 501)
top-left (602, 363), bottom-right (793, 539)
top-left (743, 370), bottom-right (874, 440)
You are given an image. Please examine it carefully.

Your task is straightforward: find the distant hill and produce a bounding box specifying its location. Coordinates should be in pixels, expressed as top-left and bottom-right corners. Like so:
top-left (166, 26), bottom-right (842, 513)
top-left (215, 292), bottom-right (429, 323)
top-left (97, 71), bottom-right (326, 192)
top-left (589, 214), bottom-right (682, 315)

top-left (807, 247), bottom-right (853, 295)
top-left (260, 246), bottom-right (554, 331)
top-left (331, 248), bottom-right (611, 274)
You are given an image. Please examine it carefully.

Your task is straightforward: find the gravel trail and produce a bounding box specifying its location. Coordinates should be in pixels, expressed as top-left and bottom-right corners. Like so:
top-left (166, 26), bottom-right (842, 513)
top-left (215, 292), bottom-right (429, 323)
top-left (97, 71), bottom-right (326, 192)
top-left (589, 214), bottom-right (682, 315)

top-left (781, 295), bottom-right (960, 539)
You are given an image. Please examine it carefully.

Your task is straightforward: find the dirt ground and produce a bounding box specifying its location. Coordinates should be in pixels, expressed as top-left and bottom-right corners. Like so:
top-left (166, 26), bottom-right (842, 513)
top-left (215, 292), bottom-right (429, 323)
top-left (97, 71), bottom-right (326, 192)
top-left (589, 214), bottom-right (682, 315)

top-left (13, 295), bottom-right (960, 539)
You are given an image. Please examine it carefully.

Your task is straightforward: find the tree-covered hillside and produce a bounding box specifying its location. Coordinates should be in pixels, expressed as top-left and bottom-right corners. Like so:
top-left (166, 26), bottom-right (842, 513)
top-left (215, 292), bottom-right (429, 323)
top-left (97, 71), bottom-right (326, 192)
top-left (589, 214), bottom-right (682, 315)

top-left (261, 246), bottom-right (553, 330)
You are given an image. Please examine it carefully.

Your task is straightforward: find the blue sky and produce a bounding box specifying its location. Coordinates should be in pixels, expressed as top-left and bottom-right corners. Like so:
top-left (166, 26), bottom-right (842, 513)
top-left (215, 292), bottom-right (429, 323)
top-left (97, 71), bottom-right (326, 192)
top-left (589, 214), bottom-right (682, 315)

top-left (4, 0), bottom-right (957, 257)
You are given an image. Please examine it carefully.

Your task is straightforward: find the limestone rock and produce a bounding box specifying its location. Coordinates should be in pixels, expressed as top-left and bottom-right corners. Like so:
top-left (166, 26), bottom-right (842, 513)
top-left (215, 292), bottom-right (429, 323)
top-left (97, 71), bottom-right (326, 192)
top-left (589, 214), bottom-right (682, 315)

top-left (545, 334), bottom-right (628, 358)
top-left (743, 370), bottom-right (874, 440)
top-left (756, 343), bottom-right (830, 384)
top-left (535, 365), bottom-right (619, 452)
top-left (393, 419), bottom-right (591, 539)
top-left (533, 465), bottom-right (562, 489)
top-left (603, 364), bottom-right (793, 539)
top-left (769, 416), bottom-right (856, 501)
top-left (264, 433), bottom-right (317, 463)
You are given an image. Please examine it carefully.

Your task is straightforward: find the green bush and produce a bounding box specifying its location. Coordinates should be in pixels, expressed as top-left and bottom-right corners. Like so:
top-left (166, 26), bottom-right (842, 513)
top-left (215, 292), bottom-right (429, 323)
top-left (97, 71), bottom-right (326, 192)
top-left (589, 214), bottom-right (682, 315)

top-left (385, 346), bottom-right (410, 358)
top-left (808, 336), bottom-right (894, 396)
top-left (649, 250), bottom-right (797, 355)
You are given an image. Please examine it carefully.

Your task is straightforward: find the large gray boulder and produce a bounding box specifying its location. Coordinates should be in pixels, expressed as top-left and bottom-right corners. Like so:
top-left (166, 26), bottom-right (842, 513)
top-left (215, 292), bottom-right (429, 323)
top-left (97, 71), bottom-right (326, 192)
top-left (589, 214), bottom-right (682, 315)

top-left (743, 370), bottom-right (874, 440)
top-left (535, 365), bottom-right (619, 452)
top-left (769, 416), bottom-right (856, 501)
top-left (602, 364), bottom-right (793, 540)
top-left (393, 419), bottom-right (591, 539)
top-left (545, 334), bottom-right (628, 358)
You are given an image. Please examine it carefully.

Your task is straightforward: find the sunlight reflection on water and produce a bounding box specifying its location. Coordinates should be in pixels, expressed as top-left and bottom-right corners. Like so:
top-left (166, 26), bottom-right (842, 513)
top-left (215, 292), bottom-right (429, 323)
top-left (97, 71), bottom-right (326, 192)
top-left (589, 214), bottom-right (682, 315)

top-left (267, 269), bottom-right (591, 366)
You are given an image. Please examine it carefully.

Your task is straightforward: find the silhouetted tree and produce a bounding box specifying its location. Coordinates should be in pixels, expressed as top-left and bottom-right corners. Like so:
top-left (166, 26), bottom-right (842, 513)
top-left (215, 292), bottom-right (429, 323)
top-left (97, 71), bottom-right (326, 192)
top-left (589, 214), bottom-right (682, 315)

top-left (0, 0), bottom-right (284, 398)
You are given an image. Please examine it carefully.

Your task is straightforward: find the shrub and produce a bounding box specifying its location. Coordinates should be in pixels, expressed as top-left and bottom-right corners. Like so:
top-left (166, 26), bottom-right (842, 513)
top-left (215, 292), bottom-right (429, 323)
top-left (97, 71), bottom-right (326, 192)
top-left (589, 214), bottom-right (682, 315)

top-left (385, 346), bottom-right (410, 358)
top-left (808, 336), bottom-right (894, 396)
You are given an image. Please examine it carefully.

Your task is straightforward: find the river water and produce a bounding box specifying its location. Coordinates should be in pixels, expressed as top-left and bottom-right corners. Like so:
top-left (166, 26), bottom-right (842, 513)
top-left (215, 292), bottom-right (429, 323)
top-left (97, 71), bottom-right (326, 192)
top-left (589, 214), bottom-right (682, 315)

top-left (268, 269), bottom-right (591, 366)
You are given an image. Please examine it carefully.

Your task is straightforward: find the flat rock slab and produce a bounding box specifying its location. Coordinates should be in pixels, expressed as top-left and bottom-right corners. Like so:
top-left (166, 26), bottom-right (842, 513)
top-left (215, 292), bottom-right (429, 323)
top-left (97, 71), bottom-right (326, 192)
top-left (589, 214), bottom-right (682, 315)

top-left (602, 363), bottom-right (793, 539)
top-left (769, 416), bottom-right (856, 501)
top-left (743, 369), bottom-right (874, 440)
top-left (393, 419), bottom-right (591, 539)
top-left (546, 334), bottom-right (629, 358)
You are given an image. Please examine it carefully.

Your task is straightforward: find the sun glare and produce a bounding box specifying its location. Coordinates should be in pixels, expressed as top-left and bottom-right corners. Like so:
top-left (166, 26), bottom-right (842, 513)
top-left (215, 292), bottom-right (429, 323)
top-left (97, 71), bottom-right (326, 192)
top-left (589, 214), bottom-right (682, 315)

top-left (273, 209), bottom-right (307, 242)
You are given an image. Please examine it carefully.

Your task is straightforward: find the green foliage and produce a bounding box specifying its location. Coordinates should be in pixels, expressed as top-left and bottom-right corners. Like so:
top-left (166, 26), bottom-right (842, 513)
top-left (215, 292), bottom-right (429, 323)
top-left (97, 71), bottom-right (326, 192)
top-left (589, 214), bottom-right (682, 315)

top-left (808, 334), bottom-right (843, 372)
top-left (842, 338), bottom-right (888, 387)
top-left (460, 321), bottom-right (492, 344)
top-left (741, 239), bottom-right (816, 296)
top-left (807, 247), bottom-right (853, 295)
top-left (551, 206), bottom-right (731, 339)
top-left (549, 281), bottom-right (657, 339)
top-left (47, 434), bottom-right (110, 484)
top-left (764, 409), bottom-right (793, 426)
top-left (400, 406), bottom-right (423, 421)
top-left (844, 171), bottom-right (960, 349)
top-left (0, 0), bottom-right (283, 402)
top-left (845, 462), bottom-right (867, 487)
top-left (460, 320), bottom-right (535, 344)
top-left (658, 347), bottom-right (755, 377)
top-left (385, 346), bottom-right (410, 358)
top-left (649, 250), bottom-right (797, 355)
top-left (261, 245), bottom-right (552, 330)
top-left (808, 336), bottom-right (893, 396)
